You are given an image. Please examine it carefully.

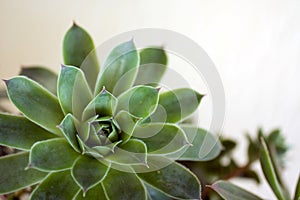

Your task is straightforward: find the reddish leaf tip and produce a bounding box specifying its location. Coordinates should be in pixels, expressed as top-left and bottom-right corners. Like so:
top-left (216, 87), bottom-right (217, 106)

top-left (2, 79), bottom-right (10, 85)
top-left (56, 124), bottom-right (63, 129)
top-left (72, 20), bottom-right (77, 26)
top-left (25, 163), bottom-right (33, 170)
top-left (100, 86), bottom-right (107, 94)
top-left (82, 187), bottom-right (88, 197)
top-left (155, 86), bottom-right (162, 92)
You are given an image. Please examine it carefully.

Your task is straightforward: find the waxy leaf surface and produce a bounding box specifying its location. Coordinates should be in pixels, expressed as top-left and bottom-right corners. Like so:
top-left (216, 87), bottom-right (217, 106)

top-left (210, 181), bottom-right (263, 200)
top-left (102, 167), bottom-right (147, 200)
top-left (30, 138), bottom-right (79, 171)
top-left (6, 76), bottom-right (64, 135)
top-left (63, 23), bottom-right (99, 90)
top-left (31, 170), bottom-right (79, 200)
top-left (0, 113), bottom-right (56, 150)
top-left (134, 48), bottom-right (167, 86)
top-left (95, 40), bottom-right (139, 96)
top-left (20, 66), bottom-right (58, 94)
top-left (0, 152), bottom-right (47, 194)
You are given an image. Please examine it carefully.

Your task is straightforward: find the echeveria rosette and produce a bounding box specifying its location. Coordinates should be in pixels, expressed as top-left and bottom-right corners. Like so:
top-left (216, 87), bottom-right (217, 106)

top-left (0, 23), bottom-right (222, 200)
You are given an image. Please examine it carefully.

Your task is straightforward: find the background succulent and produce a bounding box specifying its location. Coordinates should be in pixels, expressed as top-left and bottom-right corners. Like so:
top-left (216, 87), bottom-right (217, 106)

top-left (0, 23), bottom-right (222, 200)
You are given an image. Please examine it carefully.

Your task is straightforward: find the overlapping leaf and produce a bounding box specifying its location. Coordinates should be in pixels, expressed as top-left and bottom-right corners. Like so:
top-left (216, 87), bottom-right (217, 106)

top-left (63, 22), bottom-right (99, 90)
top-left (0, 113), bottom-right (56, 150)
top-left (5, 76), bottom-right (64, 135)
top-left (95, 40), bottom-right (139, 96)
top-left (0, 152), bottom-right (47, 194)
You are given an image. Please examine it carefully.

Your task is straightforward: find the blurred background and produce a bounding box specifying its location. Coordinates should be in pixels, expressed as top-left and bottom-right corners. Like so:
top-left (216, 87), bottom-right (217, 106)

top-left (0, 0), bottom-right (299, 199)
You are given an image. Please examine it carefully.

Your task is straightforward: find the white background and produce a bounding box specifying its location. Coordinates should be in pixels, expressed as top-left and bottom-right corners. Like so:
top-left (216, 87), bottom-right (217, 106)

top-left (0, 1), bottom-right (299, 199)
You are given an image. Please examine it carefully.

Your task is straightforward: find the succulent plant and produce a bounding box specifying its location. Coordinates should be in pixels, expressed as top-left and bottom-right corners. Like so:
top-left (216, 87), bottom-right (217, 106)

top-left (0, 23), bottom-right (222, 200)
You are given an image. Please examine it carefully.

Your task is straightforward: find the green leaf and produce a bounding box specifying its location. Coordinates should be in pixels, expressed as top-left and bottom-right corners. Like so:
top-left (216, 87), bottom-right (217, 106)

top-left (105, 139), bottom-right (147, 166)
top-left (30, 138), bottom-right (79, 172)
top-left (242, 169), bottom-right (260, 184)
top-left (58, 114), bottom-right (81, 153)
top-left (116, 85), bottom-right (159, 118)
top-left (91, 141), bottom-right (122, 157)
top-left (5, 76), bottom-right (64, 135)
top-left (133, 123), bottom-right (189, 154)
top-left (82, 88), bottom-right (117, 121)
top-left (95, 40), bottom-right (139, 96)
top-left (71, 156), bottom-right (110, 194)
top-left (146, 184), bottom-right (173, 200)
top-left (102, 167), bottom-right (147, 200)
top-left (149, 88), bottom-right (203, 123)
top-left (210, 180), bottom-right (263, 200)
top-left (260, 137), bottom-right (288, 200)
top-left (138, 160), bottom-right (201, 199)
top-left (0, 113), bottom-right (56, 150)
top-left (247, 134), bottom-right (260, 162)
top-left (31, 170), bottom-right (79, 200)
top-left (294, 175), bottom-right (300, 200)
top-left (168, 126), bottom-right (222, 161)
top-left (134, 47), bottom-right (167, 86)
top-left (115, 111), bottom-right (140, 143)
top-left (74, 182), bottom-right (107, 200)
top-left (58, 65), bottom-right (92, 119)
top-left (63, 22), bottom-right (99, 91)
top-left (0, 152), bottom-right (47, 195)
top-left (20, 66), bottom-right (58, 94)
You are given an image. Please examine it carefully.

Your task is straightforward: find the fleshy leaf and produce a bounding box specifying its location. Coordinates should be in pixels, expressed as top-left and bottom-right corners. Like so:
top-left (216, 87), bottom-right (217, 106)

top-left (91, 141), bottom-right (122, 157)
top-left (71, 156), bottom-right (110, 193)
top-left (58, 65), bottom-right (93, 119)
top-left (209, 180), bottom-right (263, 200)
top-left (30, 138), bottom-right (79, 172)
top-left (82, 88), bottom-right (117, 121)
top-left (138, 159), bottom-right (201, 199)
top-left (5, 76), bottom-right (64, 135)
top-left (31, 170), bottom-right (79, 200)
top-left (20, 66), bottom-right (58, 94)
top-left (260, 138), bottom-right (288, 200)
top-left (134, 47), bottom-right (167, 86)
top-left (133, 123), bottom-right (189, 154)
top-left (168, 126), bottom-right (222, 161)
top-left (74, 182), bottom-right (106, 200)
top-left (115, 110), bottom-right (140, 143)
top-left (0, 113), bottom-right (56, 150)
top-left (0, 152), bottom-right (47, 194)
top-left (63, 22), bottom-right (99, 91)
top-left (105, 139), bottom-right (147, 166)
top-left (59, 114), bottom-right (81, 153)
top-left (146, 184), bottom-right (173, 200)
top-left (95, 40), bottom-right (139, 96)
top-left (116, 85), bottom-right (159, 118)
top-left (149, 88), bottom-right (203, 123)
top-left (102, 167), bottom-right (147, 200)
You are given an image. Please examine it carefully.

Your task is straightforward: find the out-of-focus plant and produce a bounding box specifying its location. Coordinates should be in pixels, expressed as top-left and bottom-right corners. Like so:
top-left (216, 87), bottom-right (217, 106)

top-left (207, 129), bottom-right (299, 200)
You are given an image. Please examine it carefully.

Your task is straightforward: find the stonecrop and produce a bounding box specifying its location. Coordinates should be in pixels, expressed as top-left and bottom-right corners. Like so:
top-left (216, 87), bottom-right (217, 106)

top-left (0, 23), bottom-right (221, 200)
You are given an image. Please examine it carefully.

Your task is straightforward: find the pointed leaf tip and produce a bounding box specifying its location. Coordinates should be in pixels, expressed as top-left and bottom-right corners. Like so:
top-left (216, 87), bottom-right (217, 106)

top-left (100, 86), bottom-right (107, 93)
top-left (72, 20), bottom-right (77, 26)
top-left (210, 181), bottom-right (263, 200)
top-left (2, 79), bottom-right (9, 85)
top-left (24, 163), bottom-right (33, 170)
